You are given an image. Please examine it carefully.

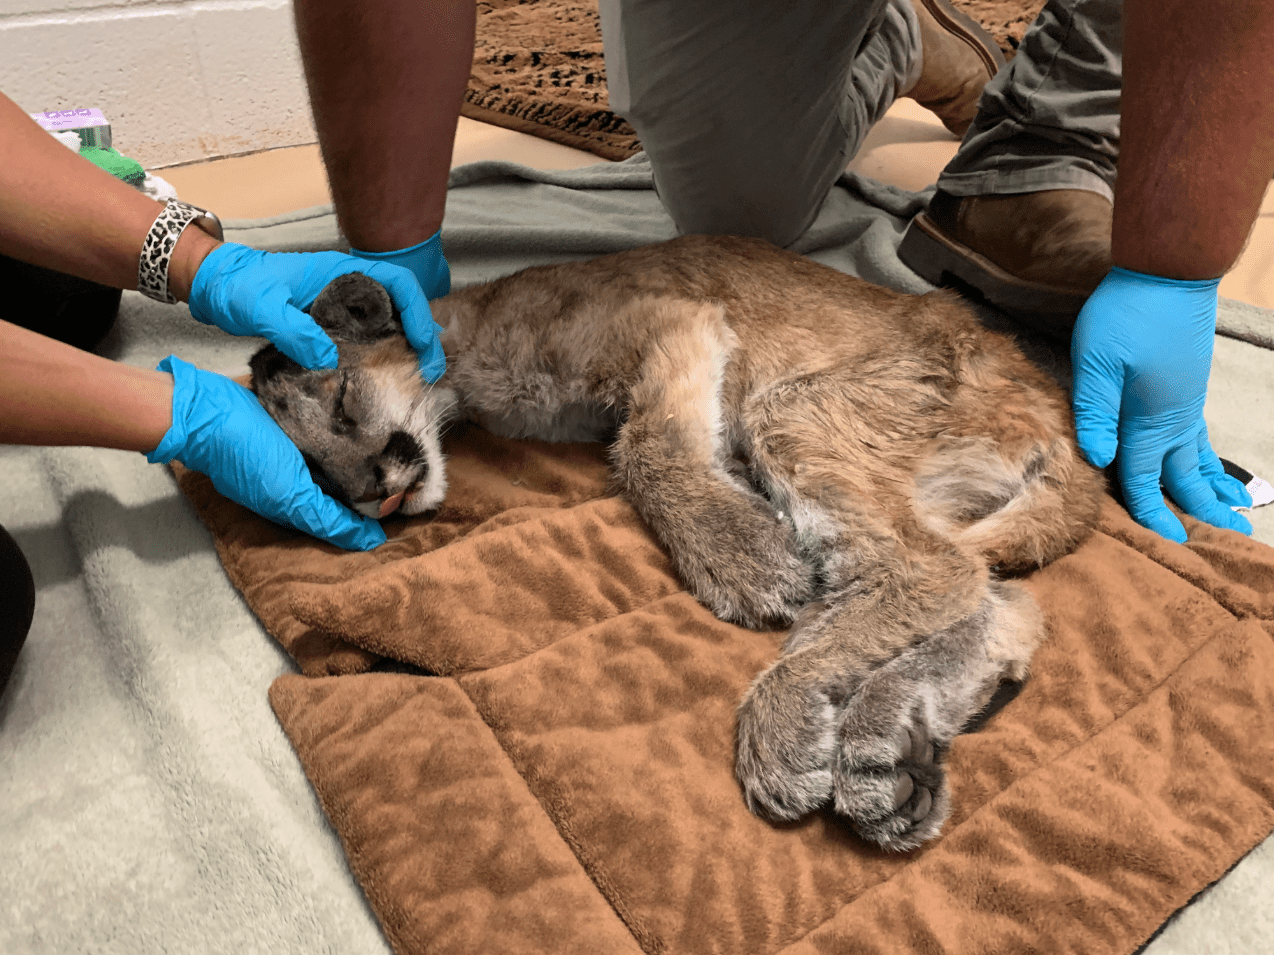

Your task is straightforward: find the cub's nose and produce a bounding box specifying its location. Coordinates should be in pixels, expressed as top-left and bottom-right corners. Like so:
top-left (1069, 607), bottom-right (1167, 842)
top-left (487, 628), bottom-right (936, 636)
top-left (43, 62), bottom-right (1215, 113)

top-left (381, 430), bottom-right (423, 466)
top-left (365, 430), bottom-right (428, 506)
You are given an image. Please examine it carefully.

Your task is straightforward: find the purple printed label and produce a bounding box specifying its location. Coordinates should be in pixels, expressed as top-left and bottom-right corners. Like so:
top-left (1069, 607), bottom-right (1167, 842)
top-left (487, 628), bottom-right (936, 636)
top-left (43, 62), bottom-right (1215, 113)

top-left (32, 107), bottom-right (109, 130)
top-left (30, 108), bottom-right (112, 149)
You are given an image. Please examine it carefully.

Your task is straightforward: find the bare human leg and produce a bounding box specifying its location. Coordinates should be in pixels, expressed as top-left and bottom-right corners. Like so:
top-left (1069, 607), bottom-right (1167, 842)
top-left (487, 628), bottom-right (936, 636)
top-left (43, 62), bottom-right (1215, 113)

top-left (293, 0), bottom-right (477, 254)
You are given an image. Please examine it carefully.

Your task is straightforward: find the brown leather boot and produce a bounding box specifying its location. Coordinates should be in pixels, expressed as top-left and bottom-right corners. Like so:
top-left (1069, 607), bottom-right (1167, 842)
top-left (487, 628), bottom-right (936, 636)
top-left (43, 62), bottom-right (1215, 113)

top-left (904, 0), bottom-right (1006, 137)
top-left (898, 188), bottom-right (1114, 341)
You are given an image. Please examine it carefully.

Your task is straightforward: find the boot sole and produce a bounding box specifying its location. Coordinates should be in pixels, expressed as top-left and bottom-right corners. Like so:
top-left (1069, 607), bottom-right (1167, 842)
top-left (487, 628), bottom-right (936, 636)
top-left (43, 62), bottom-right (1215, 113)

top-left (898, 212), bottom-right (1092, 338)
top-left (917, 0), bottom-right (1007, 77)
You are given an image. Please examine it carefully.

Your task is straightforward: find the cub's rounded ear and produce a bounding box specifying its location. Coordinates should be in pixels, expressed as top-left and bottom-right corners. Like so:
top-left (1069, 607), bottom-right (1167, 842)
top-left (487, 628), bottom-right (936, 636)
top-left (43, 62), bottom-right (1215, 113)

top-left (248, 344), bottom-right (304, 397)
top-left (308, 273), bottom-right (401, 343)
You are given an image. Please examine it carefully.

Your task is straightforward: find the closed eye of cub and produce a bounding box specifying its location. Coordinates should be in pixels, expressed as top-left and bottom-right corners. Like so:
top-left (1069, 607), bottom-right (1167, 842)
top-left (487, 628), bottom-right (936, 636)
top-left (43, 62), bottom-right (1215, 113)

top-left (334, 372), bottom-right (358, 429)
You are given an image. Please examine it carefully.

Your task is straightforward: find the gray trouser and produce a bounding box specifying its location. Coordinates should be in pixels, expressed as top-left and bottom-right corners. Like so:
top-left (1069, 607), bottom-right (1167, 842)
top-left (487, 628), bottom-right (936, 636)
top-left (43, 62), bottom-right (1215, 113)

top-left (598, 0), bottom-right (1122, 245)
top-left (938, 0), bottom-right (1120, 201)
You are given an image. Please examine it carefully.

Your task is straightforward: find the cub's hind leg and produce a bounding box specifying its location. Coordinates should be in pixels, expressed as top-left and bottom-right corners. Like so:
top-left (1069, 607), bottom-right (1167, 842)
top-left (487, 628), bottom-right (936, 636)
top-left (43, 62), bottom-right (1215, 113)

top-left (733, 499), bottom-right (995, 828)
top-left (830, 578), bottom-right (1042, 849)
top-left (737, 538), bottom-right (1042, 848)
top-left (610, 303), bottom-right (812, 628)
top-left (732, 372), bottom-right (1050, 847)
top-left (921, 334), bottom-right (1105, 571)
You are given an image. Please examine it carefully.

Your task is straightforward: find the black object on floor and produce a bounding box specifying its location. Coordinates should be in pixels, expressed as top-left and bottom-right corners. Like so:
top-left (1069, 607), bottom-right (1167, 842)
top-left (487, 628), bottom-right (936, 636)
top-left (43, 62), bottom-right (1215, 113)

top-left (0, 522), bottom-right (35, 698)
top-left (1220, 457), bottom-right (1255, 486)
top-left (0, 253), bottom-right (121, 353)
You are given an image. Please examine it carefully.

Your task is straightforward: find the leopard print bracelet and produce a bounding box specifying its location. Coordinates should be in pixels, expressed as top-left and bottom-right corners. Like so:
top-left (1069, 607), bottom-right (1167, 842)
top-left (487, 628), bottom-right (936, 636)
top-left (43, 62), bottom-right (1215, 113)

top-left (137, 199), bottom-right (219, 304)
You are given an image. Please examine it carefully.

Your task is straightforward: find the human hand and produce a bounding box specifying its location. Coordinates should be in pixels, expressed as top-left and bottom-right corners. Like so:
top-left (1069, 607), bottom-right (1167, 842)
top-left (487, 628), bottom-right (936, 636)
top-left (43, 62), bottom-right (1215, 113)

top-left (188, 242), bottom-right (446, 380)
top-left (146, 355), bottom-right (386, 550)
top-left (1071, 267), bottom-right (1252, 543)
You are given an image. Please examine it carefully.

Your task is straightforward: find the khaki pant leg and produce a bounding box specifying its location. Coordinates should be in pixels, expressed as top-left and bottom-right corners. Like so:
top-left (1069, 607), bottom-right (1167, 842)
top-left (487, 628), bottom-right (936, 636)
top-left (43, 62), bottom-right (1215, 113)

top-left (600, 0), bottom-right (919, 247)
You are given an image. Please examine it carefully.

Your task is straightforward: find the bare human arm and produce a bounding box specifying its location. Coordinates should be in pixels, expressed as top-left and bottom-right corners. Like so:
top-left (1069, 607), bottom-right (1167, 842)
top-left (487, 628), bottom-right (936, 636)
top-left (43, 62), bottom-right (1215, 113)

top-left (0, 88), bottom-right (208, 454)
top-left (0, 90), bottom-right (219, 301)
top-left (0, 319), bottom-right (173, 451)
top-left (1071, 0), bottom-right (1274, 542)
top-left (1113, 0), bottom-right (1274, 278)
top-left (0, 89), bottom-right (385, 548)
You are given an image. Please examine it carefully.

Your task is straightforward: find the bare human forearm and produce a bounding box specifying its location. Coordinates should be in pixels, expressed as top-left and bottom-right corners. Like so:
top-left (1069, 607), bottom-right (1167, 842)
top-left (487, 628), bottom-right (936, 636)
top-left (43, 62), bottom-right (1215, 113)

top-left (0, 90), bottom-right (218, 301)
top-left (294, 0), bottom-right (476, 252)
top-left (1113, 0), bottom-right (1274, 280)
top-left (0, 319), bottom-right (173, 452)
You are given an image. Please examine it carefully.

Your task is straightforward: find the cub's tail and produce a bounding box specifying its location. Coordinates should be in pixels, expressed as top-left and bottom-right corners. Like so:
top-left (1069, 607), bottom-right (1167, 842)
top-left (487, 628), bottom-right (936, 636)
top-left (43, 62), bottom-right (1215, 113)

top-left (914, 434), bottom-right (1105, 572)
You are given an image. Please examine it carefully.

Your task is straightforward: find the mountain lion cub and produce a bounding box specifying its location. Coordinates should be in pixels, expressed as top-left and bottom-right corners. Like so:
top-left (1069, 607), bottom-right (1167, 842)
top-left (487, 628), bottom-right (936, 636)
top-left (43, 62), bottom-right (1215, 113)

top-left (249, 235), bottom-right (1103, 851)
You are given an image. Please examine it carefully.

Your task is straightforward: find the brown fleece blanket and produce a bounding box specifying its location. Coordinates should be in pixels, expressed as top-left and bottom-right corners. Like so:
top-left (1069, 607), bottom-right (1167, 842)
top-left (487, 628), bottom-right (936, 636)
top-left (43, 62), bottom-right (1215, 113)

top-left (174, 422), bottom-right (1274, 955)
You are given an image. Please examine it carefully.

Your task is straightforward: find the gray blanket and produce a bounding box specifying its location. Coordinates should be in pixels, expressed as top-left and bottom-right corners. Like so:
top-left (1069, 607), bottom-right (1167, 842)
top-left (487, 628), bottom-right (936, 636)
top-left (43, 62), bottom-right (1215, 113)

top-left (2, 155), bottom-right (1271, 954)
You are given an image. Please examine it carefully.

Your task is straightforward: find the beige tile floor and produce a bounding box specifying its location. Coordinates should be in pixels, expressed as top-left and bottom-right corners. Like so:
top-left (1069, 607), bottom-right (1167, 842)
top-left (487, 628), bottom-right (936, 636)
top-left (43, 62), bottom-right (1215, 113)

top-left (159, 103), bottom-right (1274, 310)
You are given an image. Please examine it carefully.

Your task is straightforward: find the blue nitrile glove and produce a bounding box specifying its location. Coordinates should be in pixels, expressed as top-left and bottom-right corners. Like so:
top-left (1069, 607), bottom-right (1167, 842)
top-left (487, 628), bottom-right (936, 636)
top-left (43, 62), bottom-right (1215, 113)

top-left (1072, 266), bottom-right (1253, 543)
top-left (188, 242), bottom-right (446, 381)
top-left (147, 356), bottom-right (386, 551)
top-left (350, 229), bottom-right (451, 381)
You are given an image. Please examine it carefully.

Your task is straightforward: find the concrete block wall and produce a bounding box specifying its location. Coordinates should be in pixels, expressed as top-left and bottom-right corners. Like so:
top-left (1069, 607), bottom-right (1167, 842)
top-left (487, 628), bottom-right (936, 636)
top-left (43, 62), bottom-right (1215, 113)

top-left (0, 0), bottom-right (317, 168)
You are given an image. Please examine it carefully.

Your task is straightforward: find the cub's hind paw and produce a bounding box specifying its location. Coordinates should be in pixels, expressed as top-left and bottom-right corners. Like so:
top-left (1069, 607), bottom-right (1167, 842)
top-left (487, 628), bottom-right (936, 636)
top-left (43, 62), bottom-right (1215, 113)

top-left (830, 582), bottom-right (1040, 849)
top-left (734, 658), bottom-right (839, 820)
top-left (833, 710), bottom-right (951, 852)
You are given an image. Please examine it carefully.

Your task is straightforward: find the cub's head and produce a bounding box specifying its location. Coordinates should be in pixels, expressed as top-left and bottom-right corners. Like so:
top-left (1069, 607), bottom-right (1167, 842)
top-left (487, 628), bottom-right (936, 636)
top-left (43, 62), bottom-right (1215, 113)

top-left (249, 273), bottom-right (457, 519)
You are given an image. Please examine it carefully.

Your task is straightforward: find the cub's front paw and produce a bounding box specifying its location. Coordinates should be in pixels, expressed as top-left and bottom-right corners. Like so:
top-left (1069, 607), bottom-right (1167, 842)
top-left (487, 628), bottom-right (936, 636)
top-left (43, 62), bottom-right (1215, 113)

top-left (675, 503), bottom-right (812, 628)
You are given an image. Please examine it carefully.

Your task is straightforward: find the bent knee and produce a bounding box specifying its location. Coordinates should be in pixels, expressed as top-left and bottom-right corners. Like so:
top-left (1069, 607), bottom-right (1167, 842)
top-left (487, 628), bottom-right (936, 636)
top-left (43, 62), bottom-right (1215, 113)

top-left (650, 158), bottom-right (826, 248)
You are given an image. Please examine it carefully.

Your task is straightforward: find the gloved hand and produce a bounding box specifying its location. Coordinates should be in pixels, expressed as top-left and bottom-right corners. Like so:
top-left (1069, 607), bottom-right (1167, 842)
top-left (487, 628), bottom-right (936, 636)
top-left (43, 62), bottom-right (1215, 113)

top-left (147, 355), bottom-right (386, 550)
top-left (350, 228), bottom-right (451, 381)
top-left (1071, 266), bottom-right (1252, 543)
top-left (189, 242), bottom-right (446, 381)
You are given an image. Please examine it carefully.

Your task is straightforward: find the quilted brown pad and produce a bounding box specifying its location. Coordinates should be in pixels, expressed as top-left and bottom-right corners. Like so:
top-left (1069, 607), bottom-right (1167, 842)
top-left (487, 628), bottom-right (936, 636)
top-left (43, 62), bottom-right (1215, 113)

top-left (175, 423), bottom-right (1274, 955)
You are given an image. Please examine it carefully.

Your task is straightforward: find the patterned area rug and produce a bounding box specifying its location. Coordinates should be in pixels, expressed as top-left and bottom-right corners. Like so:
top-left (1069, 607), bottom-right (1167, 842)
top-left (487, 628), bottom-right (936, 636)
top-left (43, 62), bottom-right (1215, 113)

top-left (465, 0), bottom-right (1047, 160)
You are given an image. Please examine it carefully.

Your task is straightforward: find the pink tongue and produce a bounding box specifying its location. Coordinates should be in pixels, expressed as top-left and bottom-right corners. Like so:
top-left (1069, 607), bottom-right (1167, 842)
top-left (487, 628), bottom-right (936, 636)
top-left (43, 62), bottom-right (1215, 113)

top-left (379, 492), bottom-right (406, 518)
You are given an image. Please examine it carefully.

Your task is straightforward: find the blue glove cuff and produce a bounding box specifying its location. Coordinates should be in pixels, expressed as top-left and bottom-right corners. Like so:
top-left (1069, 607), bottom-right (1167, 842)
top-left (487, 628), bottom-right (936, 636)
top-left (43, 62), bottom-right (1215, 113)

top-left (350, 230), bottom-right (451, 301)
top-left (188, 242), bottom-right (255, 326)
top-left (1105, 266), bottom-right (1220, 294)
top-left (146, 355), bottom-right (196, 464)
